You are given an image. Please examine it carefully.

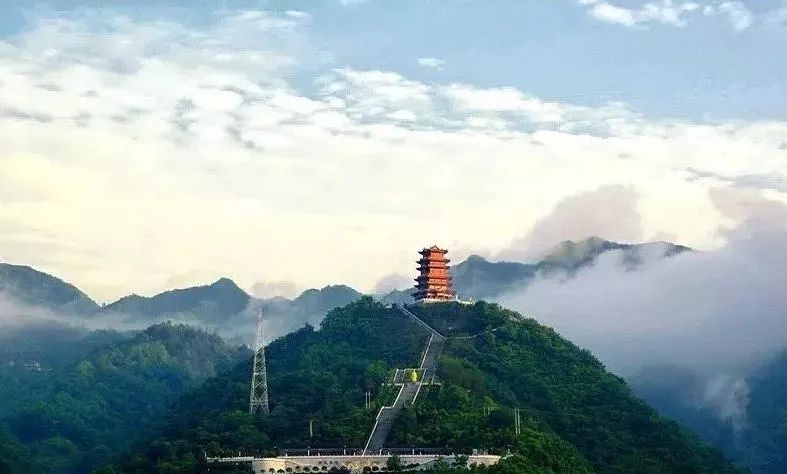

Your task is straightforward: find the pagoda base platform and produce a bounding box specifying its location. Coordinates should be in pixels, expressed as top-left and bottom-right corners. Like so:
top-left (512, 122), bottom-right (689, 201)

top-left (414, 297), bottom-right (475, 305)
top-left (414, 297), bottom-right (456, 305)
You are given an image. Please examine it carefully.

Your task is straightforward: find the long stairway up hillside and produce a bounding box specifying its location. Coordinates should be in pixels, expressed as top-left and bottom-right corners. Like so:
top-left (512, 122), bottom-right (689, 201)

top-left (363, 382), bottom-right (419, 455)
top-left (363, 313), bottom-right (445, 455)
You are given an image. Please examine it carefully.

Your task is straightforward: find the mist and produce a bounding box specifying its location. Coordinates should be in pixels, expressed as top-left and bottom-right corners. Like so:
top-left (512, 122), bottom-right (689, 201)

top-left (501, 197), bottom-right (787, 374)
top-left (498, 188), bottom-right (787, 430)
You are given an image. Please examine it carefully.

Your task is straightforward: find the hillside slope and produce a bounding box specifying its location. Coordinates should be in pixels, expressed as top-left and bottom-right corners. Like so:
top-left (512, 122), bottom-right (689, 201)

top-left (0, 263), bottom-right (99, 316)
top-left (0, 323), bottom-right (249, 473)
top-left (389, 303), bottom-right (735, 474)
top-left (632, 352), bottom-right (787, 474)
top-left (109, 299), bottom-right (738, 474)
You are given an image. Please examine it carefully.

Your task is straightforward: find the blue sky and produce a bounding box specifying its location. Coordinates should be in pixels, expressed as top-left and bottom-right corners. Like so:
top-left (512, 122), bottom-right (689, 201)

top-left (4, 0), bottom-right (785, 119)
top-left (0, 0), bottom-right (786, 300)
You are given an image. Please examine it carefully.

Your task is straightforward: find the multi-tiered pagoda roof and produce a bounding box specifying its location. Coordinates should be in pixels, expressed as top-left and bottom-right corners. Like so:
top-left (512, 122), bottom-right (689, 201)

top-left (413, 245), bottom-right (456, 303)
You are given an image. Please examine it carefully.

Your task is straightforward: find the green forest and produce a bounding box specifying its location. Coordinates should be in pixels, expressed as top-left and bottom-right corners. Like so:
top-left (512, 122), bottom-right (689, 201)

top-left (633, 351), bottom-right (787, 474)
top-left (389, 303), bottom-right (737, 473)
top-left (91, 299), bottom-right (739, 474)
top-left (0, 323), bottom-right (249, 473)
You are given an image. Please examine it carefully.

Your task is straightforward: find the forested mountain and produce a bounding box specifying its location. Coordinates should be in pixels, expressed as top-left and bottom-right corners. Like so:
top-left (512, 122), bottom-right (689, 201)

top-left (0, 263), bottom-right (99, 316)
top-left (107, 299), bottom-right (738, 474)
top-left (99, 278), bottom-right (251, 323)
top-left (0, 426), bottom-right (28, 474)
top-left (632, 352), bottom-right (787, 474)
top-left (0, 323), bottom-right (249, 473)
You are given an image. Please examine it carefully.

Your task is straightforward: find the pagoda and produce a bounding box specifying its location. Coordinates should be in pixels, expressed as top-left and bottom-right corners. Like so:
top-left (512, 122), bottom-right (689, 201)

top-left (413, 246), bottom-right (456, 303)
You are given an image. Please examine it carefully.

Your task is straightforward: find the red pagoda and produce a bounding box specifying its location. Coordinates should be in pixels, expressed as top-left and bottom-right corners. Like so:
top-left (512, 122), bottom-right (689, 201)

top-left (413, 246), bottom-right (456, 303)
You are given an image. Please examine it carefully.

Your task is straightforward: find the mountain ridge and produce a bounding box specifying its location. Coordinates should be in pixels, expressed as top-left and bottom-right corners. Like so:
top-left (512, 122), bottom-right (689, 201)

top-left (1, 237), bottom-right (691, 325)
top-left (0, 262), bottom-right (100, 316)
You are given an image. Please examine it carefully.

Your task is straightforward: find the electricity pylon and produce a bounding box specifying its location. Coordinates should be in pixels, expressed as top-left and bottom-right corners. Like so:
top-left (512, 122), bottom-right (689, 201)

top-left (249, 311), bottom-right (270, 415)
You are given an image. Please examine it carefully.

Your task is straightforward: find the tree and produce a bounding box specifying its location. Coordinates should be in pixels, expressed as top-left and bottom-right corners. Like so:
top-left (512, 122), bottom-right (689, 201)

top-left (386, 454), bottom-right (404, 473)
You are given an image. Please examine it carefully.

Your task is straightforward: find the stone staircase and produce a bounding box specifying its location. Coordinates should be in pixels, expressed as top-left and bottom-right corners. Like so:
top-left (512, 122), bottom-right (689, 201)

top-left (363, 382), bottom-right (420, 455)
top-left (363, 309), bottom-right (445, 454)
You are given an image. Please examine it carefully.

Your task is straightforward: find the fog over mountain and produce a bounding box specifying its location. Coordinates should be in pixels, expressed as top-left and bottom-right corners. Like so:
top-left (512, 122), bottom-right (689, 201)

top-left (2, 185), bottom-right (785, 382)
top-left (496, 188), bottom-right (787, 445)
top-left (0, 269), bottom-right (363, 345)
top-left (500, 188), bottom-right (787, 375)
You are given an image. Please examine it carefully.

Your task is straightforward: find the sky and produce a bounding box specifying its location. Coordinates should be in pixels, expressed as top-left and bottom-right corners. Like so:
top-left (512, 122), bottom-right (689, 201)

top-left (0, 0), bottom-right (786, 302)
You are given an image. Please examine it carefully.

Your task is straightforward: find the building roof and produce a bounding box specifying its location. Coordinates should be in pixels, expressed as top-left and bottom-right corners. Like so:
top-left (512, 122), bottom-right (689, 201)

top-left (419, 245), bottom-right (448, 254)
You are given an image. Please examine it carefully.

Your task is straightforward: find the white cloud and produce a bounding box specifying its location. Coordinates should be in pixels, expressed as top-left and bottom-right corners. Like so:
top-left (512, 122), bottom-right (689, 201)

top-left (703, 1), bottom-right (755, 31)
top-left (579, 0), bottom-right (760, 30)
top-left (498, 185), bottom-right (644, 261)
top-left (285, 10), bottom-right (311, 20)
top-left (579, 0), bottom-right (701, 28)
top-left (0, 10), bottom-right (785, 302)
top-left (765, 1), bottom-right (787, 25)
top-left (251, 280), bottom-right (300, 299)
top-left (417, 57), bottom-right (445, 70)
top-left (500, 190), bottom-right (787, 375)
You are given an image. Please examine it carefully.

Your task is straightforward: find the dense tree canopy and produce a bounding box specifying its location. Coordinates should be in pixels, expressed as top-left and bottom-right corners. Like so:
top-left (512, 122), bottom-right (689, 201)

top-left (635, 351), bottom-right (787, 474)
top-left (105, 299), bottom-right (739, 474)
top-left (0, 426), bottom-right (25, 474)
top-left (0, 323), bottom-right (248, 473)
top-left (389, 302), bottom-right (739, 474)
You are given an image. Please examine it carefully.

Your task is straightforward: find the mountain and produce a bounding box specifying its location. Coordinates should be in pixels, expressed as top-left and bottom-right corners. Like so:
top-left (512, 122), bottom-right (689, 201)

top-left (451, 255), bottom-right (536, 299)
top-left (628, 366), bottom-right (737, 455)
top-left (384, 237), bottom-right (691, 303)
top-left (0, 324), bottom-right (131, 419)
top-left (0, 426), bottom-right (29, 474)
top-left (632, 352), bottom-right (787, 474)
top-left (287, 284), bottom-right (363, 315)
top-left (99, 277), bottom-right (251, 323)
top-left (109, 299), bottom-right (739, 474)
top-left (2, 237), bottom-right (689, 328)
top-left (0, 263), bottom-right (99, 316)
top-left (740, 352), bottom-right (787, 474)
top-left (537, 236), bottom-right (690, 275)
top-left (0, 323), bottom-right (249, 473)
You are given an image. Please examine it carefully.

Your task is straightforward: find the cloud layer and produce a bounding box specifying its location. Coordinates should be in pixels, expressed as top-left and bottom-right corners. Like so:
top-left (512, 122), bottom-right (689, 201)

top-left (578, 0), bottom-right (763, 31)
top-left (500, 189), bottom-right (787, 376)
top-left (0, 9), bottom-right (785, 301)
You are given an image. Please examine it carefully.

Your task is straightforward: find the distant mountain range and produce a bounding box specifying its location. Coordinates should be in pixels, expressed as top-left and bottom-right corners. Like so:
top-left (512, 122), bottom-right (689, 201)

top-left (100, 277), bottom-right (251, 323)
top-left (0, 237), bottom-right (690, 328)
top-left (385, 236), bottom-right (690, 302)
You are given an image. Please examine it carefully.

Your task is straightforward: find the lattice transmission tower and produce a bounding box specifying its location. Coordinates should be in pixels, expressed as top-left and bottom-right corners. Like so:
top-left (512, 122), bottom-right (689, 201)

top-left (249, 311), bottom-right (270, 415)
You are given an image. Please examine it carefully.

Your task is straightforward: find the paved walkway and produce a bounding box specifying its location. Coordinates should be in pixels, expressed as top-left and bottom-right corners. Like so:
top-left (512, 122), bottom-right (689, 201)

top-left (363, 310), bottom-right (446, 455)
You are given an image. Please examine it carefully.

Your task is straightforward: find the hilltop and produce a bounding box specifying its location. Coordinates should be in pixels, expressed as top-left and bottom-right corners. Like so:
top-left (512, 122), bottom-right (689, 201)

top-left (99, 278), bottom-right (251, 323)
top-left (108, 299), bottom-right (738, 473)
top-left (0, 263), bottom-right (99, 316)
